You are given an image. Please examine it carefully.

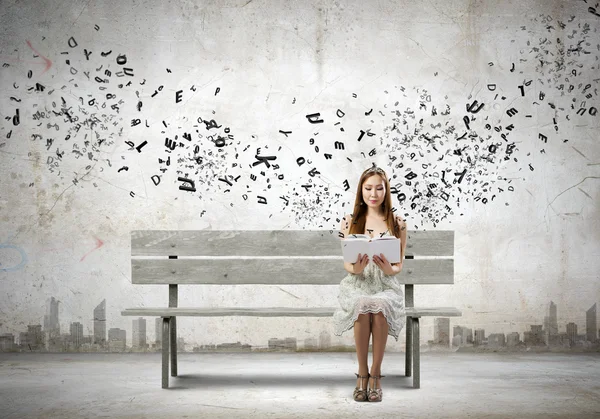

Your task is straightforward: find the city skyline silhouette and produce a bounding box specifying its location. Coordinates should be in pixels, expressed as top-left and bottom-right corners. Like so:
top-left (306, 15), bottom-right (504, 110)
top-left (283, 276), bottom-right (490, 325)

top-left (0, 297), bottom-right (598, 352)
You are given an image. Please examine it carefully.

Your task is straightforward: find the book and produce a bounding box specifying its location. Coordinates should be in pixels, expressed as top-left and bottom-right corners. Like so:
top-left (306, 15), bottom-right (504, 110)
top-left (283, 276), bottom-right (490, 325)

top-left (341, 234), bottom-right (401, 263)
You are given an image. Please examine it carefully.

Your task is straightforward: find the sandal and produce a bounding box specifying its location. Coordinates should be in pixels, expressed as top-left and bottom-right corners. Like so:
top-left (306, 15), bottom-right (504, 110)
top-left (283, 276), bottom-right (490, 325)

top-left (368, 374), bottom-right (385, 402)
top-left (353, 373), bottom-right (370, 402)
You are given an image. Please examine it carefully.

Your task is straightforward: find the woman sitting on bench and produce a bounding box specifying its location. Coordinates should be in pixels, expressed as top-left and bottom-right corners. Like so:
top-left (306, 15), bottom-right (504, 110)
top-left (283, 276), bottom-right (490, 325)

top-left (333, 164), bottom-right (408, 402)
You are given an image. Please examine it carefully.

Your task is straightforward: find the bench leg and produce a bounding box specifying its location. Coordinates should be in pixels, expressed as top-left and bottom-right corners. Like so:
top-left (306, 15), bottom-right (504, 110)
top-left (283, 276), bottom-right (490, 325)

top-left (168, 284), bottom-right (178, 377)
top-left (405, 316), bottom-right (412, 377)
top-left (162, 317), bottom-right (170, 389)
top-left (412, 317), bottom-right (420, 389)
top-left (170, 317), bottom-right (177, 376)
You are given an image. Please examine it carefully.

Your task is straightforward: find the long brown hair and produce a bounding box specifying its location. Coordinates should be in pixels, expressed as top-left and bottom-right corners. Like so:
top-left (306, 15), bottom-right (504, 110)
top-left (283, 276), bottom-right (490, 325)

top-left (348, 166), bottom-right (401, 238)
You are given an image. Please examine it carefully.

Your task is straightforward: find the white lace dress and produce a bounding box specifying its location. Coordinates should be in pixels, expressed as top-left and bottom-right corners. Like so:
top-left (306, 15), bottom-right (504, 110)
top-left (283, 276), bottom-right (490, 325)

top-left (332, 230), bottom-right (406, 341)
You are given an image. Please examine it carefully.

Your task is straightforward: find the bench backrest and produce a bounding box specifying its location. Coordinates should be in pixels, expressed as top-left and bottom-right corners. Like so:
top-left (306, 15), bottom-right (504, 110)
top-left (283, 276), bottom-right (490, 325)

top-left (131, 230), bottom-right (454, 286)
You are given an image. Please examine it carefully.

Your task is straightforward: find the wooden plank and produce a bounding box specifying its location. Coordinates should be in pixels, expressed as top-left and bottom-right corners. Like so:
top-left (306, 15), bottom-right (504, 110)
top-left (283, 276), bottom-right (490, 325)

top-left (131, 258), bottom-right (454, 285)
top-left (405, 307), bottom-right (462, 317)
top-left (121, 306), bottom-right (462, 317)
top-left (131, 230), bottom-right (454, 257)
top-left (404, 230), bottom-right (453, 257)
top-left (122, 307), bottom-right (338, 317)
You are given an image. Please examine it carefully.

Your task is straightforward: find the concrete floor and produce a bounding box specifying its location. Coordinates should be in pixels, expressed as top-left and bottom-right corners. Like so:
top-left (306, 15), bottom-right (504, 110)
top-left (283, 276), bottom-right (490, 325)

top-left (1, 352), bottom-right (599, 419)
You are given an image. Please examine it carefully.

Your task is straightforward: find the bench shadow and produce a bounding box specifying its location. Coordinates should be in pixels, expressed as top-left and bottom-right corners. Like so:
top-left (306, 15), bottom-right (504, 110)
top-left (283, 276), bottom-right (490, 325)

top-left (167, 373), bottom-right (415, 390)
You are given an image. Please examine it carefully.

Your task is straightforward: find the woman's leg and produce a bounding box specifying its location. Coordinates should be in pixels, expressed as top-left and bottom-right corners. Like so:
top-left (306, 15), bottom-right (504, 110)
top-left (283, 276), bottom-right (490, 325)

top-left (354, 313), bottom-right (372, 396)
top-left (369, 312), bottom-right (389, 391)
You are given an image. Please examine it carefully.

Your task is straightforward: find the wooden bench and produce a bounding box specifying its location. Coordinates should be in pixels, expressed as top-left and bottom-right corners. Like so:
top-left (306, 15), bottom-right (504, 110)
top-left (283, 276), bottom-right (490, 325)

top-left (122, 230), bottom-right (461, 389)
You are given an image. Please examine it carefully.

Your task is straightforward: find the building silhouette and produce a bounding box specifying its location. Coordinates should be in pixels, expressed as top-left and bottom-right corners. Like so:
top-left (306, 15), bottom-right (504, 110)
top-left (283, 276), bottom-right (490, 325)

top-left (26, 325), bottom-right (43, 350)
top-left (544, 301), bottom-right (558, 345)
top-left (132, 317), bottom-right (147, 349)
top-left (507, 332), bottom-right (520, 347)
top-left (43, 297), bottom-right (60, 336)
top-left (303, 337), bottom-right (318, 350)
top-left (93, 299), bottom-right (106, 346)
top-left (319, 331), bottom-right (331, 349)
top-left (108, 328), bottom-right (127, 352)
top-left (474, 329), bottom-right (485, 346)
top-left (0, 333), bottom-right (15, 351)
top-left (268, 337), bottom-right (297, 350)
top-left (453, 325), bottom-right (473, 346)
top-left (524, 325), bottom-right (543, 346)
top-left (566, 322), bottom-right (577, 346)
top-left (155, 317), bottom-right (162, 347)
top-left (434, 318), bottom-right (450, 346)
top-left (43, 297), bottom-right (61, 350)
top-left (70, 322), bottom-right (84, 348)
top-left (216, 341), bottom-right (250, 351)
top-left (586, 303), bottom-right (597, 343)
top-left (488, 333), bottom-right (506, 347)
top-left (19, 332), bottom-right (27, 349)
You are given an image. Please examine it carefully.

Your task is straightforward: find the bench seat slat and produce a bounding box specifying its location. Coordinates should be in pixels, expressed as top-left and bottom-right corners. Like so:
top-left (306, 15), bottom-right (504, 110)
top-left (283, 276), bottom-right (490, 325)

top-left (405, 307), bottom-right (462, 317)
top-left (132, 230), bottom-right (454, 257)
top-left (132, 258), bottom-right (455, 285)
top-left (122, 307), bottom-right (338, 317)
top-left (121, 307), bottom-right (461, 318)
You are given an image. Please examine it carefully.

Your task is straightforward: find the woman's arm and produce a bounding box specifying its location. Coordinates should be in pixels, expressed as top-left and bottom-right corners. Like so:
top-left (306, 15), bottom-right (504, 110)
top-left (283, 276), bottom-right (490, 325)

top-left (340, 214), bottom-right (357, 274)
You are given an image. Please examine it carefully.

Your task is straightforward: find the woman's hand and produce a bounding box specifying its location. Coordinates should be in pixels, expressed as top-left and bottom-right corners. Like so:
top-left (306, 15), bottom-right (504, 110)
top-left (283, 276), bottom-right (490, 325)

top-left (373, 253), bottom-right (396, 276)
top-left (353, 253), bottom-right (369, 275)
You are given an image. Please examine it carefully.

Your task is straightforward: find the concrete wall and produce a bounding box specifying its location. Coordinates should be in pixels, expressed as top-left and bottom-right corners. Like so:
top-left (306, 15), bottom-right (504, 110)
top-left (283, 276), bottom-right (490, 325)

top-left (0, 0), bottom-right (598, 352)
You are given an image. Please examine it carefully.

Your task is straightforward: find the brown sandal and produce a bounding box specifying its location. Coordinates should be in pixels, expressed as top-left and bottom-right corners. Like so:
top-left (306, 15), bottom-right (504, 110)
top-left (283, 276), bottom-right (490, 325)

top-left (368, 374), bottom-right (385, 402)
top-left (353, 373), bottom-right (370, 402)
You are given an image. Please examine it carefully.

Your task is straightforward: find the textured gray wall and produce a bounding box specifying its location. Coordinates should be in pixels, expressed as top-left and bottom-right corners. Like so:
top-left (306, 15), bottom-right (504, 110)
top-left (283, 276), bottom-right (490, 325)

top-left (0, 0), bottom-right (598, 352)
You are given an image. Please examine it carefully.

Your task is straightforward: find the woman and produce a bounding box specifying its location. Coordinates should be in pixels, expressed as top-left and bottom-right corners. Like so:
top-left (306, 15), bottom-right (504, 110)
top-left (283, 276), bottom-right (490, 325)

top-left (333, 164), bottom-right (407, 402)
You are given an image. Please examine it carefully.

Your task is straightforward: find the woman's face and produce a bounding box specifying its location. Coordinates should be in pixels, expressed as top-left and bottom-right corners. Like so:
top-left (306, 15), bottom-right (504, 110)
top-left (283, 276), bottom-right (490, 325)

top-left (362, 174), bottom-right (386, 209)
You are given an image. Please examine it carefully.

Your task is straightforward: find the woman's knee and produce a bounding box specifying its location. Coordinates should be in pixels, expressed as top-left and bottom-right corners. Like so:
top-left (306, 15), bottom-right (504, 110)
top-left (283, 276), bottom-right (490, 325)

top-left (372, 312), bottom-right (387, 325)
top-left (356, 313), bottom-right (371, 323)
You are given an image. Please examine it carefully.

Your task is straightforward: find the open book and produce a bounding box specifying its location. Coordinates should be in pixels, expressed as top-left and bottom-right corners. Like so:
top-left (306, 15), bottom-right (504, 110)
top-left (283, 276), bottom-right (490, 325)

top-left (341, 234), bottom-right (401, 263)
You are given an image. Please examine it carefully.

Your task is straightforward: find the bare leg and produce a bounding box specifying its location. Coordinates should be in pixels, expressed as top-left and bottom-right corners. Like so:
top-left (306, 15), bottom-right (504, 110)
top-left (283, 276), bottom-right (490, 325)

top-left (353, 313), bottom-right (372, 399)
top-left (369, 312), bottom-right (388, 397)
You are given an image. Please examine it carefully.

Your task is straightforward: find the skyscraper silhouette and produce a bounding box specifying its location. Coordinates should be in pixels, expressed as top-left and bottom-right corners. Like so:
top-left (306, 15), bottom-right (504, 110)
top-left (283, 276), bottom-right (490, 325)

top-left (43, 297), bottom-right (60, 336)
top-left (93, 299), bottom-right (106, 346)
top-left (545, 301), bottom-right (558, 345)
top-left (43, 297), bottom-right (61, 350)
top-left (586, 303), bottom-right (597, 343)
top-left (132, 317), bottom-right (147, 349)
